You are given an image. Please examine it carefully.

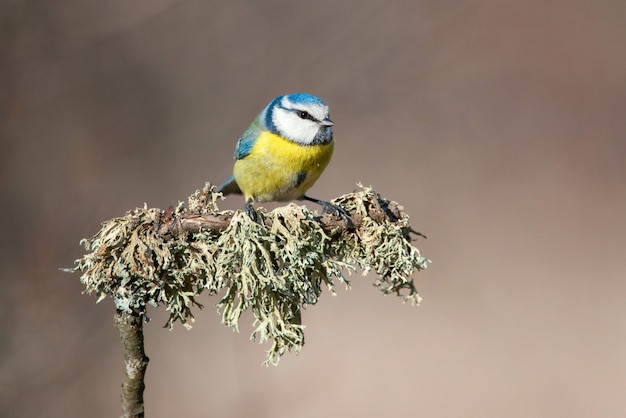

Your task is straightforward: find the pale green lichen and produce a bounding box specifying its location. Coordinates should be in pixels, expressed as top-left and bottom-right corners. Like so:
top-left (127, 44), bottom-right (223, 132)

top-left (69, 185), bottom-right (430, 365)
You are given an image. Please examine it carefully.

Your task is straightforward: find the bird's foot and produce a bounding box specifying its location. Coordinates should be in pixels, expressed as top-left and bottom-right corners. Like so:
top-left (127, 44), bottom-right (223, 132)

top-left (244, 202), bottom-right (259, 222)
top-left (304, 196), bottom-right (353, 228)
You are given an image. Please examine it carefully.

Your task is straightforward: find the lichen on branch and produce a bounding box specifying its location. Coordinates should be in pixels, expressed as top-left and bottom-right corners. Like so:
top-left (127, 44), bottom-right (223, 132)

top-left (70, 183), bottom-right (430, 365)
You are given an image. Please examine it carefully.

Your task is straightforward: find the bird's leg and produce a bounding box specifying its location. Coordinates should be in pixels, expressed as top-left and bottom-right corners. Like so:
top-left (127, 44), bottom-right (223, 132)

top-left (244, 201), bottom-right (259, 222)
top-left (303, 195), bottom-right (353, 227)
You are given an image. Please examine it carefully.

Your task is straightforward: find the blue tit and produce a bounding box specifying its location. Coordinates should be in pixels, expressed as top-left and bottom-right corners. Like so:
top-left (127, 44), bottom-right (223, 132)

top-left (217, 93), bottom-right (350, 223)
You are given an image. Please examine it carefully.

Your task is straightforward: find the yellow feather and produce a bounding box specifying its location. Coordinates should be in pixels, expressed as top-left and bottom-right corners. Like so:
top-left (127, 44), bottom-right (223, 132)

top-left (233, 131), bottom-right (334, 202)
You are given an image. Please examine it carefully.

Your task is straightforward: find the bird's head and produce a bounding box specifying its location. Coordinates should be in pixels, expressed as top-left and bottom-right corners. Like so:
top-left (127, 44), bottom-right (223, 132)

top-left (264, 93), bottom-right (333, 145)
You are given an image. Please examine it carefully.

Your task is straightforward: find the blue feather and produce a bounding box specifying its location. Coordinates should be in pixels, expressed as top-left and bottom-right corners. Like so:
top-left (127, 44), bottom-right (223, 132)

top-left (233, 116), bottom-right (263, 160)
top-left (216, 174), bottom-right (242, 195)
top-left (263, 96), bottom-right (281, 134)
top-left (286, 93), bottom-right (326, 107)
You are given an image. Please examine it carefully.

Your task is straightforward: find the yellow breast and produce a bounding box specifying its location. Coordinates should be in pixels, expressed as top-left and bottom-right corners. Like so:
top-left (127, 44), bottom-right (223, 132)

top-left (233, 131), bottom-right (334, 202)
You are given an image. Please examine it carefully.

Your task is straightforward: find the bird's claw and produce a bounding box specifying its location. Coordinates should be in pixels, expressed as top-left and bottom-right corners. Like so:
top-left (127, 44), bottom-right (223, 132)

top-left (244, 202), bottom-right (259, 222)
top-left (321, 202), bottom-right (354, 228)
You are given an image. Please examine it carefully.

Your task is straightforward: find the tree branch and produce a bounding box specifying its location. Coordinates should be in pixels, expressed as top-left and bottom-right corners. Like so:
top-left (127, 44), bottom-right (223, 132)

top-left (67, 182), bottom-right (430, 414)
top-left (155, 184), bottom-right (424, 238)
top-left (114, 310), bottom-right (149, 418)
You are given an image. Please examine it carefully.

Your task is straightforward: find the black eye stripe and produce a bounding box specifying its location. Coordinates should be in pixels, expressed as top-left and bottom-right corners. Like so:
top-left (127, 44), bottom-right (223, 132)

top-left (297, 110), bottom-right (317, 122)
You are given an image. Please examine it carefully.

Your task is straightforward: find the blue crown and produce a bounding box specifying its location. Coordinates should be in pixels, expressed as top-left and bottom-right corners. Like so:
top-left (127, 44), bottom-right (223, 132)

top-left (285, 93), bottom-right (326, 107)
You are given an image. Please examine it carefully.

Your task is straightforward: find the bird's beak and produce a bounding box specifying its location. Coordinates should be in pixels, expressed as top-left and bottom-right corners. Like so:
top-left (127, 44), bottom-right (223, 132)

top-left (321, 118), bottom-right (334, 127)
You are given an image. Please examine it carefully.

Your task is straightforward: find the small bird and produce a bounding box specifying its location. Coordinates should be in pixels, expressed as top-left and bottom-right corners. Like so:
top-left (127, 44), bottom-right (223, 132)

top-left (218, 93), bottom-right (350, 223)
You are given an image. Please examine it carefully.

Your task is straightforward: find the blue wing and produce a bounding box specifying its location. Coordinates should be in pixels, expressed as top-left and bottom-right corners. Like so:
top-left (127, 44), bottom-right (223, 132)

top-left (234, 116), bottom-right (263, 160)
top-left (218, 114), bottom-right (266, 195)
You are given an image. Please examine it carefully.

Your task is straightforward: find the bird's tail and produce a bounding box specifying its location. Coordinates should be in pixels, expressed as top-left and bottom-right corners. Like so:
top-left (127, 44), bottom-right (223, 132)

top-left (216, 175), bottom-right (242, 196)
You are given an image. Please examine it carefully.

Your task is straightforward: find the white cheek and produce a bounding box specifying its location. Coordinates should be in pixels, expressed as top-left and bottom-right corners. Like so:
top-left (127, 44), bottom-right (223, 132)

top-left (274, 113), bottom-right (318, 144)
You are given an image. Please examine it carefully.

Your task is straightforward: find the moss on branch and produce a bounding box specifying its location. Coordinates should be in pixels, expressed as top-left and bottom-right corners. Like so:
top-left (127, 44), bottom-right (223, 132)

top-left (70, 183), bottom-right (430, 365)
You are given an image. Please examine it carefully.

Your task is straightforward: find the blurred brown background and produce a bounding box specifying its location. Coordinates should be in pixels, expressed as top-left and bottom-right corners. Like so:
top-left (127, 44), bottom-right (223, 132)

top-left (2, 1), bottom-right (626, 417)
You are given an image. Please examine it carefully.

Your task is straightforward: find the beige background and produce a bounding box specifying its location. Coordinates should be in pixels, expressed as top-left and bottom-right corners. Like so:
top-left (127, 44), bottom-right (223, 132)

top-left (2, 1), bottom-right (626, 417)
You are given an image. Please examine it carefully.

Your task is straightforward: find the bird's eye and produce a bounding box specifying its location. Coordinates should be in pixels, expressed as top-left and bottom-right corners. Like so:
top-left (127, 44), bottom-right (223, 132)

top-left (298, 111), bottom-right (310, 120)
